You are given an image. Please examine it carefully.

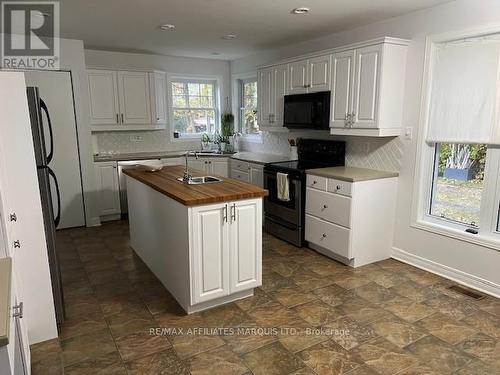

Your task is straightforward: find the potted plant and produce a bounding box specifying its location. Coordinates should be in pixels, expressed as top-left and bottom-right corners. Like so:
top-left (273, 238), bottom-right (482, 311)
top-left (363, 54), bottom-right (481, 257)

top-left (443, 144), bottom-right (475, 181)
top-left (221, 111), bottom-right (234, 153)
top-left (201, 133), bottom-right (212, 151)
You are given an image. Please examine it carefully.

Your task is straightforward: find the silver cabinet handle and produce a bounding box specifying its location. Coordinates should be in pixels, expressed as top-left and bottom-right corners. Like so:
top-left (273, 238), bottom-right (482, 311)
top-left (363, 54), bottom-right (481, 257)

top-left (116, 114), bottom-right (119, 123)
top-left (336, 185), bottom-right (341, 191)
top-left (9, 213), bottom-right (17, 222)
top-left (121, 114), bottom-right (124, 123)
top-left (223, 205), bottom-right (228, 223)
top-left (231, 204), bottom-right (236, 222)
top-left (12, 302), bottom-right (23, 318)
top-left (321, 204), bottom-right (328, 210)
top-left (350, 112), bottom-right (356, 127)
top-left (13, 240), bottom-right (20, 249)
top-left (321, 233), bottom-right (327, 239)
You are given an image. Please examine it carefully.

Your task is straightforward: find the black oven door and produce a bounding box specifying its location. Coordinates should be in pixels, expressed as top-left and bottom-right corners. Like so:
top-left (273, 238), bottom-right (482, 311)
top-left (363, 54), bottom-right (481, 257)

top-left (264, 170), bottom-right (302, 225)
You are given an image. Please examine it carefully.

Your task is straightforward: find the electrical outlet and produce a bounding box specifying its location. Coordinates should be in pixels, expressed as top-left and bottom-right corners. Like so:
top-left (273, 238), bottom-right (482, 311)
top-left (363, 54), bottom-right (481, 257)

top-left (129, 135), bottom-right (143, 142)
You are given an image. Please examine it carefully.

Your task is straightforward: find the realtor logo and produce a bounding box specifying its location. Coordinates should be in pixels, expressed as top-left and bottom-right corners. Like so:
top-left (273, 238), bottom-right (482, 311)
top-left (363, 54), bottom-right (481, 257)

top-left (1, 1), bottom-right (60, 69)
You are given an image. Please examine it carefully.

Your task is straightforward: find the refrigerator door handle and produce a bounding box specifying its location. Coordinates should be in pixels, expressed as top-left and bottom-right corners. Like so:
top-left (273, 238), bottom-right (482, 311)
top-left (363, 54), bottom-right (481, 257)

top-left (48, 167), bottom-right (61, 228)
top-left (40, 98), bottom-right (54, 164)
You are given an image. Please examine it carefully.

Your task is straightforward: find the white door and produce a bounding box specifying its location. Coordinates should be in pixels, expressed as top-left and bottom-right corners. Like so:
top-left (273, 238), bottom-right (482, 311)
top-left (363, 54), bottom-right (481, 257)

top-left (150, 71), bottom-right (167, 124)
top-left (24, 71), bottom-right (86, 229)
top-left (229, 200), bottom-right (262, 293)
top-left (288, 60), bottom-right (308, 94)
top-left (258, 68), bottom-right (273, 126)
top-left (331, 50), bottom-right (355, 128)
top-left (308, 55), bottom-right (331, 92)
top-left (272, 64), bottom-right (288, 126)
top-left (210, 159), bottom-right (228, 178)
top-left (95, 162), bottom-right (121, 216)
top-left (352, 45), bottom-right (381, 129)
top-left (117, 71), bottom-right (152, 124)
top-left (87, 70), bottom-right (120, 125)
top-left (249, 166), bottom-right (264, 188)
top-left (191, 203), bottom-right (229, 303)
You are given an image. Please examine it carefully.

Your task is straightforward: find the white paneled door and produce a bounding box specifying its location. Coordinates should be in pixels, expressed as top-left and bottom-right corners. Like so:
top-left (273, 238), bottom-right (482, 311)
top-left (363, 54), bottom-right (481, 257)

top-left (24, 70), bottom-right (86, 229)
top-left (308, 55), bottom-right (331, 92)
top-left (272, 64), bottom-right (288, 126)
top-left (288, 60), bottom-right (308, 94)
top-left (95, 162), bottom-right (121, 216)
top-left (117, 71), bottom-right (152, 124)
top-left (87, 70), bottom-right (120, 125)
top-left (331, 50), bottom-right (355, 128)
top-left (191, 203), bottom-right (230, 304)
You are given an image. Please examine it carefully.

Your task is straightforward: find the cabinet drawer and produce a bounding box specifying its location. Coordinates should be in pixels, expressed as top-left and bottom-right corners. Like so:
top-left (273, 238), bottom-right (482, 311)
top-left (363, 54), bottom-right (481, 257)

top-left (231, 159), bottom-right (249, 172)
top-left (231, 169), bottom-right (249, 183)
top-left (306, 174), bottom-right (327, 190)
top-left (327, 178), bottom-right (353, 197)
top-left (306, 188), bottom-right (351, 228)
top-left (305, 214), bottom-right (351, 259)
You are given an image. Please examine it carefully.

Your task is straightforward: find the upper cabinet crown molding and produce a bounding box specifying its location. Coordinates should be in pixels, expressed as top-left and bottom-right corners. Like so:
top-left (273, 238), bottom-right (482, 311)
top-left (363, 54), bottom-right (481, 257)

top-left (87, 68), bottom-right (167, 132)
top-left (257, 36), bottom-right (409, 137)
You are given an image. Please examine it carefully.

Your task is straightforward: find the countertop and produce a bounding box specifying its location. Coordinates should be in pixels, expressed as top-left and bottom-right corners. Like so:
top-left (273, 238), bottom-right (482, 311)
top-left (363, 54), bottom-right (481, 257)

top-left (93, 151), bottom-right (234, 162)
top-left (123, 165), bottom-right (268, 206)
top-left (0, 257), bottom-right (12, 348)
top-left (231, 152), bottom-right (295, 165)
top-left (306, 166), bottom-right (399, 182)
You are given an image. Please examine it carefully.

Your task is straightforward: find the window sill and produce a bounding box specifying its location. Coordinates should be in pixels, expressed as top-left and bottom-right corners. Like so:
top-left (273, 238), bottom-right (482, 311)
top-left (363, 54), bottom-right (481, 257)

top-left (412, 218), bottom-right (500, 252)
top-left (239, 132), bottom-right (263, 144)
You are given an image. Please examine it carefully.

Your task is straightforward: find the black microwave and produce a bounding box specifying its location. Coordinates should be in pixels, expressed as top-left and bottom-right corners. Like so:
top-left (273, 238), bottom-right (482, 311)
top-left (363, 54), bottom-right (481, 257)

top-left (283, 91), bottom-right (331, 130)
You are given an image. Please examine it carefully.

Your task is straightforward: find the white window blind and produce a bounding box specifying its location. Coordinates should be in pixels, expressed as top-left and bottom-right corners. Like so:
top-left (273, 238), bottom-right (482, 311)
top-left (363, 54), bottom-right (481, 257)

top-left (426, 38), bottom-right (500, 145)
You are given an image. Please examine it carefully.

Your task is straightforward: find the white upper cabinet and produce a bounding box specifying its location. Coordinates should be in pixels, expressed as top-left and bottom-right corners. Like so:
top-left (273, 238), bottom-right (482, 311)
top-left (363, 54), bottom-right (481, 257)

top-left (116, 71), bottom-right (152, 124)
top-left (272, 64), bottom-right (288, 126)
top-left (87, 70), bottom-right (120, 125)
top-left (150, 71), bottom-right (167, 124)
top-left (288, 60), bottom-right (308, 94)
top-left (330, 41), bottom-right (408, 136)
top-left (258, 64), bottom-right (287, 128)
top-left (258, 67), bottom-right (273, 127)
top-left (87, 69), bottom-right (167, 131)
top-left (331, 50), bottom-right (355, 128)
top-left (308, 54), bottom-right (331, 92)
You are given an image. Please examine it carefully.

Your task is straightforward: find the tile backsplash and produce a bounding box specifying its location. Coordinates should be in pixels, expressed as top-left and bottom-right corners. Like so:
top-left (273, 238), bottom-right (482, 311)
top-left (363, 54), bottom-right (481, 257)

top-left (94, 129), bottom-right (404, 173)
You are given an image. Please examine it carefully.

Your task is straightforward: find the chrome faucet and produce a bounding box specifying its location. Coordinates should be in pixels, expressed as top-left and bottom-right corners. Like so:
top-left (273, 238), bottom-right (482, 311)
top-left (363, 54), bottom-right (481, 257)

top-left (183, 151), bottom-right (199, 182)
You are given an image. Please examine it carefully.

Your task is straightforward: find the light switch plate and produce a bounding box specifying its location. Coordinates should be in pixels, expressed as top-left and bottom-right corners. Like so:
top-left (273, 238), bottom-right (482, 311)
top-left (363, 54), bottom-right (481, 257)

top-left (404, 127), bottom-right (412, 140)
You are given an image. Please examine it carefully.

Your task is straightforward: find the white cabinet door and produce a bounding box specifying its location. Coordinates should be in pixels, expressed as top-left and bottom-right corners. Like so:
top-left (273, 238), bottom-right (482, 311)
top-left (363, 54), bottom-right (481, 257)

top-left (272, 64), bottom-right (288, 126)
top-left (87, 70), bottom-right (120, 125)
top-left (308, 55), bottom-right (331, 92)
top-left (231, 169), bottom-right (249, 183)
top-left (229, 200), bottom-right (261, 293)
top-left (191, 203), bottom-right (230, 303)
top-left (95, 162), bottom-right (121, 216)
top-left (150, 71), bottom-right (167, 124)
top-left (210, 159), bottom-right (228, 178)
top-left (258, 68), bottom-right (273, 126)
top-left (288, 60), bottom-right (308, 94)
top-left (352, 45), bottom-right (381, 129)
top-left (188, 158), bottom-right (208, 173)
top-left (117, 71), bottom-right (152, 125)
top-left (249, 164), bottom-right (264, 188)
top-left (331, 50), bottom-right (355, 128)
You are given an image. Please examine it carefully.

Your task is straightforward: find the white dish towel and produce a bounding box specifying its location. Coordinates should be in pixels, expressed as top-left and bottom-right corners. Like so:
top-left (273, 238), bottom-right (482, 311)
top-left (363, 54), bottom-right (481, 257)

top-left (277, 172), bottom-right (290, 202)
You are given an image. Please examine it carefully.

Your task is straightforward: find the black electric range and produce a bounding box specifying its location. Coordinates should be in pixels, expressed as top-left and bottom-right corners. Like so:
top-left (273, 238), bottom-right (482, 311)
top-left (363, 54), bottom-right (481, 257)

top-left (263, 139), bottom-right (345, 247)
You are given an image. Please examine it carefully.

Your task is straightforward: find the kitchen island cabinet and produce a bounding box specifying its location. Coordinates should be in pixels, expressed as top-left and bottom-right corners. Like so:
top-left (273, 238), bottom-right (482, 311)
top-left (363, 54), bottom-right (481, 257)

top-left (123, 165), bottom-right (267, 313)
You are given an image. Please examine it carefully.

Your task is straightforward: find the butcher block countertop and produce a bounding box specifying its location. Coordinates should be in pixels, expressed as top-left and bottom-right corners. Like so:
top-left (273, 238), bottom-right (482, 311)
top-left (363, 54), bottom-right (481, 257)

top-left (306, 166), bottom-right (399, 182)
top-left (123, 165), bottom-right (268, 206)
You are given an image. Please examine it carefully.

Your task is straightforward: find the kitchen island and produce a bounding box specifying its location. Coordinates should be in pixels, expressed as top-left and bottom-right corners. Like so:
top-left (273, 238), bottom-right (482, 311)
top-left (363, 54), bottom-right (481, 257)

top-left (123, 165), bottom-right (267, 314)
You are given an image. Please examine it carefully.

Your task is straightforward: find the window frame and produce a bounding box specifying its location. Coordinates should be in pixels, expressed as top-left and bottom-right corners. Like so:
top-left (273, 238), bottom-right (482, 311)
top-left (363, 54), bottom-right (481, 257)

top-left (167, 74), bottom-right (221, 141)
top-left (412, 26), bottom-right (500, 251)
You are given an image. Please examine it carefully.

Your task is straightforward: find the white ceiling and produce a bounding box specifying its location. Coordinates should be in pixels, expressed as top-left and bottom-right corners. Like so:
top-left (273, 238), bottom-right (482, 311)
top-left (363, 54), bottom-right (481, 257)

top-left (59, 0), bottom-right (452, 60)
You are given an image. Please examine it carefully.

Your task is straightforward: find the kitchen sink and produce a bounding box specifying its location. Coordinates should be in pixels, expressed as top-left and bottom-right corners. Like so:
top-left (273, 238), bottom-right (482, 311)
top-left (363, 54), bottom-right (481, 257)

top-left (177, 176), bottom-right (223, 184)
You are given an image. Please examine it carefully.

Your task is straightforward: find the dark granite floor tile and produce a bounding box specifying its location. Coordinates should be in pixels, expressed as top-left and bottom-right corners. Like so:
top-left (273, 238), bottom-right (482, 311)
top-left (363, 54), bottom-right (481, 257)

top-left (423, 294), bottom-right (479, 320)
top-left (202, 303), bottom-right (255, 328)
top-left (455, 332), bottom-right (500, 367)
top-left (61, 328), bottom-right (117, 366)
top-left (323, 316), bottom-right (378, 350)
top-left (64, 351), bottom-right (127, 375)
top-left (171, 334), bottom-right (225, 359)
top-left (416, 312), bottom-right (477, 345)
top-left (59, 311), bottom-right (108, 340)
top-left (294, 300), bottom-right (344, 326)
top-left (269, 285), bottom-right (318, 308)
top-left (114, 329), bottom-right (172, 362)
top-left (243, 342), bottom-right (304, 375)
top-left (105, 309), bottom-right (156, 337)
top-left (354, 282), bottom-right (400, 305)
top-left (462, 310), bottom-right (500, 339)
top-left (235, 287), bottom-right (273, 311)
top-left (381, 295), bottom-right (436, 323)
top-left (389, 280), bottom-right (441, 303)
top-left (369, 316), bottom-right (427, 348)
top-left (125, 348), bottom-right (189, 374)
top-left (187, 345), bottom-right (249, 375)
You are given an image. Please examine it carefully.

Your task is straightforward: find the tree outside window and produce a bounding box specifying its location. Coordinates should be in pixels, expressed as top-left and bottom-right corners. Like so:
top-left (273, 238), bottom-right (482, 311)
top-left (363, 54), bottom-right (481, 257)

top-left (239, 79), bottom-right (258, 134)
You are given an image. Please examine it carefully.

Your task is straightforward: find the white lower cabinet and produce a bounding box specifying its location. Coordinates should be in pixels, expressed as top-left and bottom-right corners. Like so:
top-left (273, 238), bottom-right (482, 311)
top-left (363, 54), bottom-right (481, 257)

top-left (230, 159), bottom-right (263, 187)
top-left (305, 173), bottom-right (397, 267)
top-left (188, 157), bottom-right (229, 178)
top-left (94, 161), bottom-right (121, 217)
top-left (191, 199), bottom-right (262, 304)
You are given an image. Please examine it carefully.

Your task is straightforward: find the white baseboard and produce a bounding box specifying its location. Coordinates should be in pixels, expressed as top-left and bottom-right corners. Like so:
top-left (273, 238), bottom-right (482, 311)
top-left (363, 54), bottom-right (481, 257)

top-left (392, 247), bottom-right (500, 298)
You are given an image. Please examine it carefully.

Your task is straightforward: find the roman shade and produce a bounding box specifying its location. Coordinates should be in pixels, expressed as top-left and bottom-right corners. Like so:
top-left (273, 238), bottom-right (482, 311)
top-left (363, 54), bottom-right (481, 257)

top-left (426, 37), bottom-right (500, 145)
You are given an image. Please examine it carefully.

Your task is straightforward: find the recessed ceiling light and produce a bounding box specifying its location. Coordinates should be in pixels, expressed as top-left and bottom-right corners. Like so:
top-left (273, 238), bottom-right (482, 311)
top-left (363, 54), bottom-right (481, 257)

top-left (291, 7), bottom-right (310, 14)
top-left (159, 24), bottom-right (175, 31)
top-left (222, 34), bottom-right (237, 40)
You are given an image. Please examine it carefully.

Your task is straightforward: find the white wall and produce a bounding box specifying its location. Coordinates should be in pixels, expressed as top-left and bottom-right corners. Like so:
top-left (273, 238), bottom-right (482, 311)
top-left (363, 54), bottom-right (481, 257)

top-left (85, 50), bottom-right (231, 154)
top-left (231, 0), bottom-right (500, 294)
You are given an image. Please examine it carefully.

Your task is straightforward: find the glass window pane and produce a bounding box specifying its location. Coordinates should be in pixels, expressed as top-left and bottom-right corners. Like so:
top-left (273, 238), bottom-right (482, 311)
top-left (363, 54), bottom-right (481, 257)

top-left (172, 82), bottom-right (186, 96)
top-left (200, 83), bottom-right (213, 96)
top-left (174, 109), bottom-right (215, 135)
top-left (172, 95), bottom-right (186, 107)
top-left (188, 83), bottom-right (200, 96)
top-left (243, 108), bottom-right (258, 134)
top-left (188, 95), bottom-right (201, 108)
top-left (430, 143), bottom-right (486, 227)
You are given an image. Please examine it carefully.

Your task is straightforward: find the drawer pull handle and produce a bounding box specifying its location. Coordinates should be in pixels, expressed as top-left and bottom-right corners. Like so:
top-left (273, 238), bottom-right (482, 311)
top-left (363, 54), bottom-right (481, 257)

top-left (321, 233), bottom-right (327, 239)
top-left (321, 204), bottom-right (328, 210)
top-left (335, 185), bottom-right (341, 190)
top-left (312, 180), bottom-right (317, 185)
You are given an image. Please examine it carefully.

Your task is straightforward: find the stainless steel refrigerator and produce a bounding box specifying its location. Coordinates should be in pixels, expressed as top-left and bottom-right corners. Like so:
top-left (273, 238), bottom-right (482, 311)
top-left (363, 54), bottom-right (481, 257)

top-left (26, 86), bottom-right (65, 324)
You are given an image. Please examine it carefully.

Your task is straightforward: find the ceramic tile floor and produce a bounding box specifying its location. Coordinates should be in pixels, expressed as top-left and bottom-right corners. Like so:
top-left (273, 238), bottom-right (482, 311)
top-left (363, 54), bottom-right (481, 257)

top-left (31, 220), bottom-right (500, 374)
